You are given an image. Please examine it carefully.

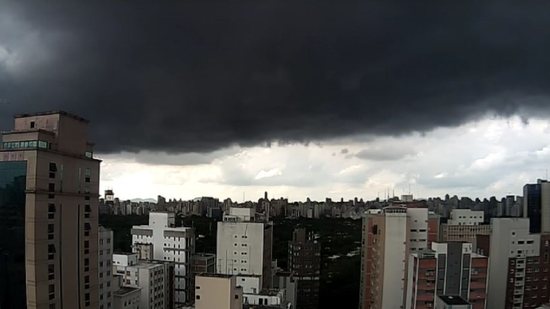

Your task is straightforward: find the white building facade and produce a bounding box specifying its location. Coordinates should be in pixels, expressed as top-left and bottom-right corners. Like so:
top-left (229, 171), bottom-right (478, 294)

top-left (217, 207), bottom-right (273, 288)
top-left (131, 212), bottom-right (195, 306)
top-left (113, 253), bottom-right (173, 309)
top-left (448, 209), bottom-right (484, 226)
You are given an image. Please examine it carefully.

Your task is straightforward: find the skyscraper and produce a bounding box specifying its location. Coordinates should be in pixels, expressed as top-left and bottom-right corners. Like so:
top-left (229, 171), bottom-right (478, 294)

top-left (523, 179), bottom-right (550, 233)
top-left (0, 111), bottom-right (100, 308)
top-left (288, 228), bottom-right (320, 309)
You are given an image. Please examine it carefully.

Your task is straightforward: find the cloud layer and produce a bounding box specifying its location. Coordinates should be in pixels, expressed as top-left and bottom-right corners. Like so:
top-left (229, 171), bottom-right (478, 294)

top-left (98, 117), bottom-right (550, 200)
top-left (1, 1), bottom-right (550, 154)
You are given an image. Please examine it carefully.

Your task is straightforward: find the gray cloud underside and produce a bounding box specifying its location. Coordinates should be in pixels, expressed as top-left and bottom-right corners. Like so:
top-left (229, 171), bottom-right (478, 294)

top-left (1, 0), bottom-right (550, 153)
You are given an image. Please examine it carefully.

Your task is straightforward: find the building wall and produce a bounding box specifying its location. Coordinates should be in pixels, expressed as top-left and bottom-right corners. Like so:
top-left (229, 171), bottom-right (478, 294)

top-left (99, 227), bottom-right (114, 309)
top-left (541, 182), bottom-right (550, 233)
top-left (217, 221), bottom-right (265, 278)
top-left (195, 275), bottom-right (242, 309)
top-left (448, 209), bottom-right (484, 226)
top-left (440, 224), bottom-right (491, 245)
top-left (382, 209), bottom-right (409, 309)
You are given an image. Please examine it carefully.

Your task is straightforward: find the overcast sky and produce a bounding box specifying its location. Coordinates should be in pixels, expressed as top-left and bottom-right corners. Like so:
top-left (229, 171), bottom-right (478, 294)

top-left (2, 1), bottom-right (550, 201)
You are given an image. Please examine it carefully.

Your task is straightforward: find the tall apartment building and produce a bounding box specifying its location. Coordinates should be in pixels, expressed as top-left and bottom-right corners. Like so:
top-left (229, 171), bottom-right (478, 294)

top-left (131, 212), bottom-right (195, 306)
top-left (524, 180), bottom-right (550, 233)
top-left (195, 274), bottom-right (243, 309)
top-left (112, 253), bottom-right (175, 309)
top-left (217, 207), bottom-right (273, 289)
top-left (440, 209), bottom-right (491, 245)
top-left (0, 111), bottom-right (100, 309)
top-left (485, 218), bottom-right (550, 308)
top-left (359, 206), bottom-right (439, 309)
top-left (99, 226), bottom-right (114, 309)
top-left (405, 242), bottom-right (488, 309)
top-left (288, 228), bottom-right (321, 309)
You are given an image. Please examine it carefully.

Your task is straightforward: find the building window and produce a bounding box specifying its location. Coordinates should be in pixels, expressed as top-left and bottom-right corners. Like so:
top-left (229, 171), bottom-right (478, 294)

top-left (48, 244), bottom-right (55, 259)
top-left (48, 264), bottom-right (55, 280)
top-left (49, 183), bottom-right (55, 192)
top-left (30, 121), bottom-right (35, 128)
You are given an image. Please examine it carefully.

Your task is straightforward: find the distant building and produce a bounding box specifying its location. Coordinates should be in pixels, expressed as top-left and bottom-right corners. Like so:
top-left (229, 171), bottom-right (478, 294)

top-left (195, 274), bottom-right (243, 309)
top-left (192, 253), bottom-right (216, 275)
top-left (405, 242), bottom-right (487, 309)
top-left (440, 209), bottom-right (491, 245)
top-left (217, 207), bottom-right (273, 289)
top-left (523, 180), bottom-right (550, 233)
top-left (99, 227), bottom-right (114, 309)
top-left (0, 111), bottom-right (100, 308)
top-left (485, 218), bottom-right (550, 308)
top-left (288, 228), bottom-right (320, 309)
top-left (131, 212), bottom-right (195, 306)
top-left (359, 206), bottom-right (439, 309)
top-left (448, 209), bottom-right (484, 225)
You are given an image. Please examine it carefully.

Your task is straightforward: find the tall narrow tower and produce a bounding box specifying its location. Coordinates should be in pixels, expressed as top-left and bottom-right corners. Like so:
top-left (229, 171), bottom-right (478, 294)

top-left (0, 111), bottom-right (100, 309)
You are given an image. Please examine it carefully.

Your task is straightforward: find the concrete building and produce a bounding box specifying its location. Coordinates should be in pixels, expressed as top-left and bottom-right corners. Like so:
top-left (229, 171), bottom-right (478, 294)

top-left (0, 111), bottom-right (100, 309)
top-left (440, 224), bottom-right (491, 245)
top-left (273, 272), bottom-right (297, 309)
top-left (192, 253), bottom-right (216, 275)
top-left (195, 274), bottom-right (243, 309)
top-left (405, 242), bottom-right (487, 309)
top-left (113, 253), bottom-right (175, 309)
top-left (435, 295), bottom-right (472, 309)
top-left (524, 180), bottom-right (550, 233)
top-left (440, 210), bottom-right (491, 245)
top-left (359, 206), bottom-right (440, 309)
top-left (448, 209), bottom-right (484, 225)
top-left (288, 228), bottom-right (320, 309)
top-left (217, 207), bottom-right (273, 289)
top-left (113, 286), bottom-right (141, 309)
top-left (485, 218), bottom-right (550, 309)
top-left (131, 212), bottom-right (195, 306)
top-left (99, 226), bottom-right (114, 309)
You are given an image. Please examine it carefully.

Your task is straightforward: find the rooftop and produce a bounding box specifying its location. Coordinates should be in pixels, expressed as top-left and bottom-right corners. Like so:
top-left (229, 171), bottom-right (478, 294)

top-left (197, 273), bottom-right (234, 279)
top-left (15, 110), bottom-right (89, 123)
top-left (438, 295), bottom-right (470, 305)
top-left (114, 286), bottom-right (141, 296)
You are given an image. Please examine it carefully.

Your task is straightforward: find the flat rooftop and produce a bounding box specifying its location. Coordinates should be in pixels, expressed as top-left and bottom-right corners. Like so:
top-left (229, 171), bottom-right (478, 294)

top-left (438, 295), bottom-right (470, 305)
top-left (114, 286), bottom-right (140, 296)
top-left (15, 110), bottom-right (89, 123)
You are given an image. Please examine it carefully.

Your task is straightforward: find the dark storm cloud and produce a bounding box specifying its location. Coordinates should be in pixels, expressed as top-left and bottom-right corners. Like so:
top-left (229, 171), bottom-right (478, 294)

top-left (1, 0), bottom-right (550, 153)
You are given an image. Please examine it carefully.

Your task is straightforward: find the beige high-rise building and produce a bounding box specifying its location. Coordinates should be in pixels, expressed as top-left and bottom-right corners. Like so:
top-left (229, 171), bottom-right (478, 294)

top-left (359, 206), bottom-right (440, 309)
top-left (0, 111), bottom-right (100, 309)
top-left (195, 274), bottom-right (243, 309)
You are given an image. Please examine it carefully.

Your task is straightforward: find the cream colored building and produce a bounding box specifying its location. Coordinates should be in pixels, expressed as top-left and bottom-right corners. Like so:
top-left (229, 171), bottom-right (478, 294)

top-left (0, 111), bottom-right (100, 309)
top-left (131, 212), bottom-right (195, 306)
top-left (195, 274), bottom-right (243, 309)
